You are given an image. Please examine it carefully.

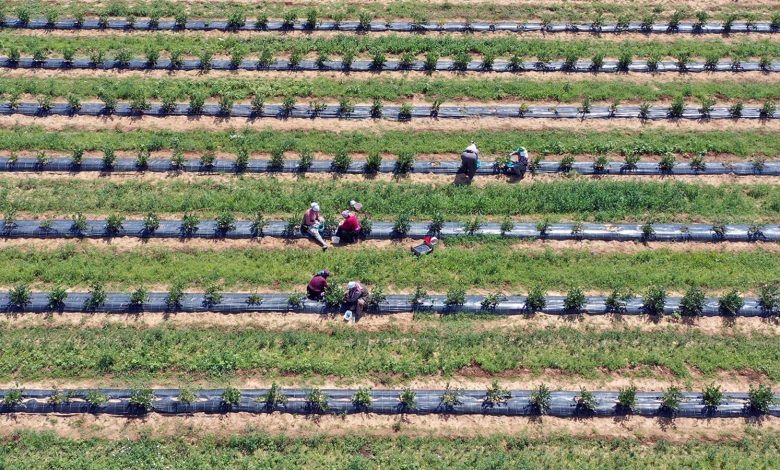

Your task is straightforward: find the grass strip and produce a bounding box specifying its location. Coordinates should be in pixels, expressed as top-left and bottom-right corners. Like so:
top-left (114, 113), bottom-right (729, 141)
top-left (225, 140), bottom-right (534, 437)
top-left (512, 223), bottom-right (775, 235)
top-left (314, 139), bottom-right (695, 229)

top-left (7, 76), bottom-right (780, 102)
top-left (0, 243), bottom-right (776, 292)
top-left (0, 324), bottom-right (777, 380)
top-left (2, 178), bottom-right (779, 223)
top-left (3, 33), bottom-right (780, 59)
top-left (2, 432), bottom-right (780, 468)
top-left (2, 127), bottom-right (778, 157)
top-left (1, 1), bottom-right (776, 22)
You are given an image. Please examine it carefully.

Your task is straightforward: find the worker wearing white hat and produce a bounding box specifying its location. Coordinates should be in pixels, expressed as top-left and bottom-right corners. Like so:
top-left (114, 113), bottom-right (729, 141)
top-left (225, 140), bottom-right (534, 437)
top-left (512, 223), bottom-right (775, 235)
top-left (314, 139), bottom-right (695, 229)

top-left (343, 281), bottom-right (369, 319)
top-left (301, 202), bottom-right (328, 250)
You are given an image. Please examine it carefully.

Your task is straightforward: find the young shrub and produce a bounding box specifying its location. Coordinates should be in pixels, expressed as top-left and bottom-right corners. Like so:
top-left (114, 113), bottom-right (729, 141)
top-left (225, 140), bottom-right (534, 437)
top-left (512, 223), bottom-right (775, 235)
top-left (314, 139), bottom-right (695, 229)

top-left (323, 283), bottom-right (345, 308)
top-left (575, 388), bottom-right (598, 413)
top-left (188, 93), bottom-right (205, 114)
top-left (748, 384), bottom-right (775, 414)
top-left (399, 387), bottom-right (416, 410)
top-left (227, 9), bottom-right (246, 29)
top-left (394, 152), bottom-right (415, 175)
top-left (215, 212), bottom-right (236, 234)
top-left (463, 217), bottom-right (481, 235)
top-left (718, 290), bottom-right (743, 316)
top-left (165, 281), bottom-right (185, 311)
top-left (364, 151), bottom-right (383, 174)
top-left (480, 292), bottom-right (505, 311)
top-left (605, 288), bottom-right (631, 313)
top-left (392, 213), bottom-right (411, 238)
top-left (250, 212), bottom-right (267, 237)
top-left (729, 101), bottom-right (744, 118)
top-left (100, 147), bottom-right (116, 170)
top-left (85, 281), bottom-right (106, 310)
top-left (660, 386), bottom-right (684, 415)
top-left (679, 286), bottom-right (705, 317)
top-left (177, 388), bottom-right (197, 405)
top-left (398, 103), bottom-right (413, 120)
top-left (535, 219), bottom-right (551, 236)
top-left (593, 154), bottom-right (610, 173)
top-left (104, 214), bottom-right (125, 235)
top-left (71, 212), bottom-right (89, 234)
top-left (559, 155), bottom-right (575, 172)
top-left (247, 293), bottom-right (264, 305)
top-left (203, 283), bottom-right (223, 306)
top-left (259, 383), bottom-right (288, 408)
top-left (129, 287), bottom-right (149, 307)
top-left (141, 212), bottom-right (160, 235)
top-left (129, 389), bottom-right (154, 411)
top-left (668, 97), bottom-right (685, 119)
top-left (48, 390), bottom-right (73, 406)
top-left (221, 386), bottom-right (241, 408)
top-left (181, 212), bottom-right (200, 236)
top-left (411, 285), bottom-right (430, 310)
top-left (288, 293), bottom-right (303, 308)
top-left (338, 97), bottom-right (355, 116)
top-left (690, 152), bottom-right (706, 172)
top-left (484, 380), bottom-right (512, 406)
top-left (758, 284), bottom-right (780, 314)
top-left (500, 218), bottom-right (514, 236)
top-left (616, 385), bottom-right (637, 413)
top-left (305, 388), bottom-right (329, 412)
top-left (8, 283), bottom-right (31, 309)
top-left (643, 286), bottom-right (666, 316)
top-left (352, 387), bottom-right (372, 410)
top-left (85, 391), bottom-right (108, 407)
top-left (760, 100), bottom-right (776, 118)
top-left (332, 148), bottom-right (352, 172)
top-left (526, 286), bottom-right (547, 313)
top-left (641, 222), bottom-right (655, 241)
top-left (365, 286), bottom-right (386, 310)
top-left (444, 288), bottom-right (466, 308)
top-left (440, 383), bottom-right (463, 410)
top-left (530, 383), bottom-right (552, 415)
top-left (702, 383), bottom-right (723, 409)
top-left (47, 286), bottom-right (68, 310)
top-left (563, 286), bottom-right (586, 313)
top-left (67, 94), bottom-right (82, 114)
top-left (135, 147), bottom-right (150, 170)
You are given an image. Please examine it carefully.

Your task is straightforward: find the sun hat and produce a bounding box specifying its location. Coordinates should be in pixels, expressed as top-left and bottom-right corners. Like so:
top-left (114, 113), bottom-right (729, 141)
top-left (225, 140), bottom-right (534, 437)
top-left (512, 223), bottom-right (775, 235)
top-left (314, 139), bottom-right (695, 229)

top-left (341, 210), bottom-right (351, 218)
top-left (348, 281), bottom-right (357, 289)
top-left (317, 270), bottom-right (331, 277)
top-left (311, 202), bottom-right (320, 212)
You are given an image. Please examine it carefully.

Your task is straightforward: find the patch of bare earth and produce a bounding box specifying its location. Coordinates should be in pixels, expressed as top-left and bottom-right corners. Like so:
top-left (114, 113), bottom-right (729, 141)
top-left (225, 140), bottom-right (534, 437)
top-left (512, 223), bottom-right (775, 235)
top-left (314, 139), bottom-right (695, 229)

top-left (1, 413), bottom-right (777, 443)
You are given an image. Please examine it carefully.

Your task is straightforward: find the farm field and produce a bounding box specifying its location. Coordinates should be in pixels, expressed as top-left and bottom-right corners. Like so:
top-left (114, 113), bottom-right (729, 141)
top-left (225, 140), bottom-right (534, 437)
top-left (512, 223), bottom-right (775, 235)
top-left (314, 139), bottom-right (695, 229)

top-left (1, 1), bottom-right (780, 467)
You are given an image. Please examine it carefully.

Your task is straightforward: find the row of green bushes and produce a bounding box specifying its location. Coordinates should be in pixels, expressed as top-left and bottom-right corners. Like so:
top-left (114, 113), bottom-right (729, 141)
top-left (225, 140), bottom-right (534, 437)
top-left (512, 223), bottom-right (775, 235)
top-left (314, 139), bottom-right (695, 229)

top-left (2, 128), bottom-right (780, 157)
top-left (2, 33), bottom-right (780, 60)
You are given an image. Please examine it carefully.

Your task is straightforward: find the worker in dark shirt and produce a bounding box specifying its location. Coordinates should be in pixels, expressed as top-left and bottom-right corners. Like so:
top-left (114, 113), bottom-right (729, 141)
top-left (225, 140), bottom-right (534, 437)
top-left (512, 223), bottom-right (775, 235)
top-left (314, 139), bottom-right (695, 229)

top-left (306, 270), bottom-right (331, 300)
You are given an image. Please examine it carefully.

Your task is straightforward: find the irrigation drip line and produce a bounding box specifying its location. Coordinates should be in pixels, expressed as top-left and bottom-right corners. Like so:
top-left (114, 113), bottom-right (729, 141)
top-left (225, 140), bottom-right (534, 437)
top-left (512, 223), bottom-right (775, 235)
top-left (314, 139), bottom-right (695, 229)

top-left (1, 388), bottom-right (778, 418)
top-left (2, 101), bottom-right (779, 121)
top-left (1, 219), bottom-right (778, 243)
top-left (1, 292), bottom-right (777, 317)
top-left (2, 57), bottom-right (779, 74)
top-left (1, 156), bottom-right (777, 176)
top-left (0, 17), bottom-right (778, 34)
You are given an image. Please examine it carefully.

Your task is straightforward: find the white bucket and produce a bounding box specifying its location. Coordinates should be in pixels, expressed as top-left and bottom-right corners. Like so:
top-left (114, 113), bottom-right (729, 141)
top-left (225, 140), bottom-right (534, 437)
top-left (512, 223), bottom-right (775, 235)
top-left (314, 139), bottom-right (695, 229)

top-left (343, 310), bottom-right (354, 322)
top-left (331, 236), bottom-right (340, 244)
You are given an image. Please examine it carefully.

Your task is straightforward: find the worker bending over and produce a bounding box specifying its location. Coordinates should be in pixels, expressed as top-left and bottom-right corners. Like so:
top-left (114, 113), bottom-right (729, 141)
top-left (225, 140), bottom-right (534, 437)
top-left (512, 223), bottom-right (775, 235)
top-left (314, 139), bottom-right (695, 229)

top-left (509, 146), bottom-right (529, 178)
top-left (336, 210), bottom-right (362, 243)
top-left (344, 281), bottom-right (369, 318)
top-left (306, 270), bottom-right (331, 300)
top-left (459, 141), bottom-right (480, 182)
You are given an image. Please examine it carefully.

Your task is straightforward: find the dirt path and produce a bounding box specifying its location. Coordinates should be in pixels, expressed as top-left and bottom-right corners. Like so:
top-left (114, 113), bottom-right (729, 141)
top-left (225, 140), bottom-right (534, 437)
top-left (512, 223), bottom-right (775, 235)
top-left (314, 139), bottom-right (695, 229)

top-left (2, 114), bottom-right (779, 134)
top-left (1, 412), bottom-right (776, 443)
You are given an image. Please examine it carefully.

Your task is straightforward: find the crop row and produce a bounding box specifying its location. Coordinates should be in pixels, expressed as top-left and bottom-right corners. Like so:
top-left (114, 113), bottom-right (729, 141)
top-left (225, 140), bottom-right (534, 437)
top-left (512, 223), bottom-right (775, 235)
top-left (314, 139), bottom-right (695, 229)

top-left (3, 178), bottom-right (780, 223)
top-left (1, 34), bottom-right (778, 60)
top-left (0, 243), bottom-right (775, 292)
top-left (3, 432), bottom-right (780, 468)
top-left (1, 386), bottom-right (777, 418)
top-left (0, 2), bottom-right (777, 25)
top-left (4, 99), bottom-right (780, 121)
top-left (8, 76), bottom-right (780, 103)
top-left (0, 289), bottom-right (778, 317)
top-left (3, 128), bottom-right (780, 157)
top-left (2, 154), bottom-right (776, 177)
top-left (1, 325), bottom-right (778, 380)
top-left (0, 217), bottom-right (777, 244)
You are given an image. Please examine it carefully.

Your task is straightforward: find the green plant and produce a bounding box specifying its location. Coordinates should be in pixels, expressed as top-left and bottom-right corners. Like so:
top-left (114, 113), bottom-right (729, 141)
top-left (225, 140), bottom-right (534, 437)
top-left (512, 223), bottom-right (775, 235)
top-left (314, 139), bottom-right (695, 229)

top-left (181, 212), bottom-right (200, 235)
top-left (47, 286), bottom-right (68, 310)
top-left (535, 219), bottom-right (550, 236)
top-left (760, 101), bottom-right (777, 118)
top-left (616, 385), bottom-right (637, 412)
top-left (729, 101), bottom-right (744, 118)
top-left (364, 151), bottom-right (382, 174)
top-left (605, 289), bottom-right (631, 312)
top-left (165, 282), bottom-right (185, 310)
top-left (204, 283), bottom-right (223, 306)
top-left (758, 284), bottom-right (780, 314)
top-left (702, 383), bottom-right (723, 409)
top-left (177, 388), bottom-right (197, 404)
top-left (218, 95), bottom-right (234, 114)
top-left (129, 287), bottom-right (149, 307)
top-left (398, 103), bottom-right (413, 120)
top-left (440, 383), bottom-right (463, 410)
top-left (85, 281), bottom-right (106, 309)
top-left (559, 155), bottom-right (575, 172)
top-left (288, 293), bottom-right (303, 308)
top-left (530, 384), bottom-right (552, 414)
top-left (260, 383), bottom-right (288, 408)
top-left (189, 94), bottom-right (205, 114)
top-left (395, 152), bottom-right (415, 175)
top-left (411, 285), bottom-right (429, 310)
top-left (306, 388), bottom-right (329, 412)
top-left (221, 386), bottom-right (241, 407)
top-left (444, 288), bottom-right (466, 308)
top-left (690, 153), bottom-right (706, 171)
top-left (246, 292), bottom-right (264, 305)
top-left (8, 283), bottom-right (31, 309)
top-left (679, 286), bottom-right (705, 317)
top-left (215, 212), bottom-right (236, 234)
top-left (526, 286), bottom-right (546, 312)
top-left (563, 286), bottom-right (586, 313)
top-left (641, 222), bottom-right (655, 241)
top-left (105, 214), bottom-right (124, 234)
top-left (594, 155), bottom-right (610, 173)
top-left (129, 389), bottom-right (154, 411)
top-left (480, 292), bottom-right (505, 311)
top-left (338, 97), bottom-right (355, 116)
top-left (392, 213), bottom-right (411, 237)
top-left (484, 380), bottom-right (511, 406)
top-left (575, 388), bottom-right (598, 413)
top-left (748, 384), bottom-right (775, 414)
top-left (250, 212), bottom-right (267, 237)
top-left (48, 390), bottom-right (73, 406)
top-left (718, 290), bottom-right (743, 316)
top-left (332, 149), bottom-right (352, 172)
top-left (394, 387), bottom-right (416, 411)
top-left (463, 217), bottom-right (481, 235)
top-left (643, 286), bottom-right (666, 316)
top-left (366, 287), bottom-right (386, 309)
top-left (500, 218), bottom-right (514, 235)
top-left (660, 386), bottom-right (683, 415)
top-left (352, 387), bottom-right (372, 410)
top-left (669, 97), bottom-right (685, 118)
top-left (323, 283), bottom-right (345, 308)
top-left (638, 102), bottom-right (651, 120)
top-left (85, 391), bottom-right (108, 407)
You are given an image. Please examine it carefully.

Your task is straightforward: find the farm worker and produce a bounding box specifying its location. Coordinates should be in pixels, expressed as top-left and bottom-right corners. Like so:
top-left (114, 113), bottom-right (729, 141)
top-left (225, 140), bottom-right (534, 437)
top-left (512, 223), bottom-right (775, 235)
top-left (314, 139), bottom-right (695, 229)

top-left (302, 202), bottom-right (328, 251)
top-left (336, 210), bottom-right (362, 243)
top-left (344, 281), bottom-right (369, 318)
top-left (306, 270), bottom-right (331, 300)
top-left (459, 141), bottom-right (480, 181)
top-left (509, 146), bottom-right (529, 178)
